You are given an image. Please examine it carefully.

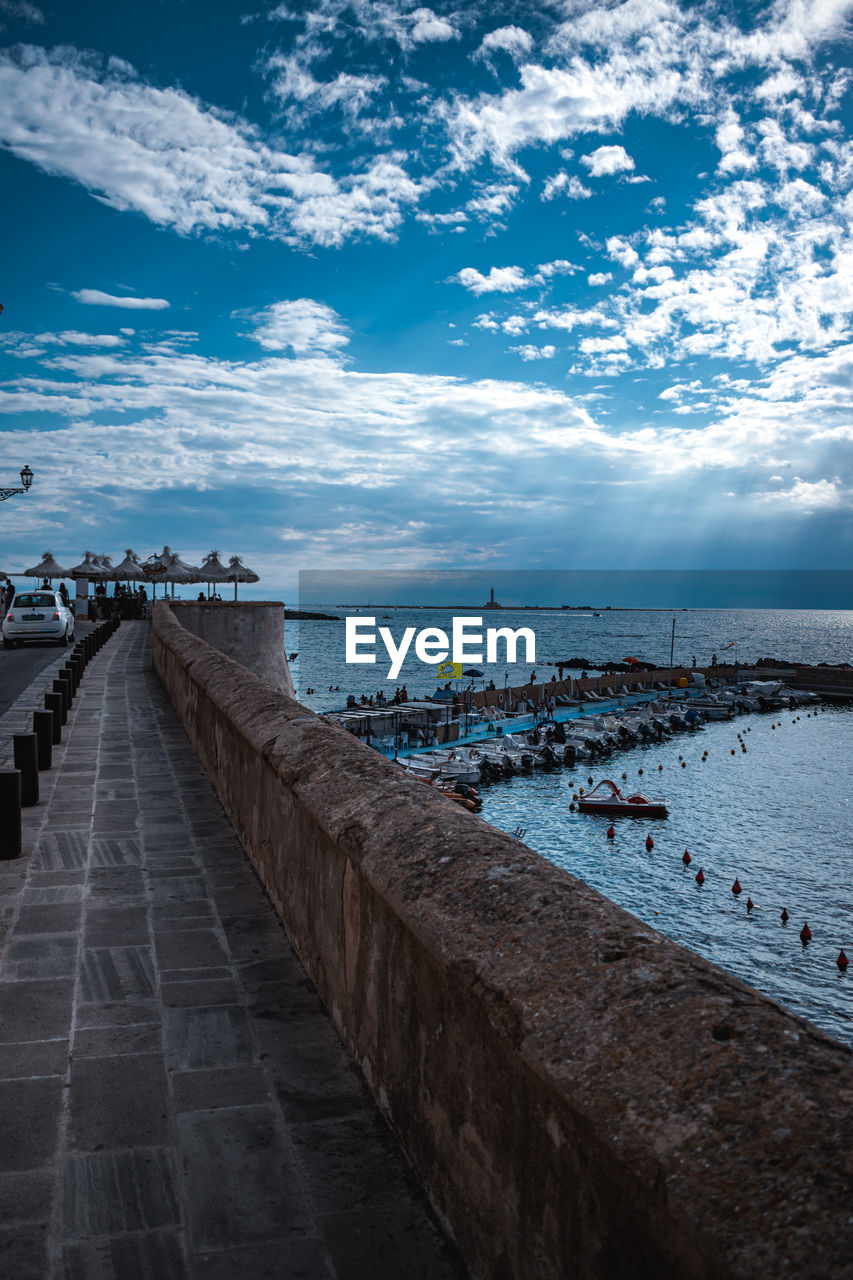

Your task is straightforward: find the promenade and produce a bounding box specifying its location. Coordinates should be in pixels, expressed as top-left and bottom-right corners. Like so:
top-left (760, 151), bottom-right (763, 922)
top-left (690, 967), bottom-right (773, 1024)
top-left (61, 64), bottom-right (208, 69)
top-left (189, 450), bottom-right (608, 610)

top-left (0, 621), bottom-right (465, 1280)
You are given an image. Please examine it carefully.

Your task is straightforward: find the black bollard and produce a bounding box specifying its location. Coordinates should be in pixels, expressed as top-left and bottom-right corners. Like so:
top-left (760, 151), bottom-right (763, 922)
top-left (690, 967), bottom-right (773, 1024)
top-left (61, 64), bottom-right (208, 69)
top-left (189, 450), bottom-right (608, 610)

top-left (56, 674), bottom-right (73, 713)
top-left (32, 710), bottom-right (54, 770)
top-left (0, 772), bottom-right (22, 860)
top-left (44, 692), bottom-right (63, 742)
top-left (62, 663), bottom-right (77, 695)
top-left (58, 671), bottom-right (73, 705)
top-left (13, 734), bottom-right (39, 806)
top-left (51, 679), bottom-right (69, 723)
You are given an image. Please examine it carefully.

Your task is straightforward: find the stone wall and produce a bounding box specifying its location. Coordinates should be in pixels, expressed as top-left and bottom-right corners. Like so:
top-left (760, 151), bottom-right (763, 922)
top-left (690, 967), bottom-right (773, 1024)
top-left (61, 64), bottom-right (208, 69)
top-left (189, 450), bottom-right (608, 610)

top-left (169, 600), bottom-right (294, 696)
top-left (152, 601), bottom-right (853, 1280)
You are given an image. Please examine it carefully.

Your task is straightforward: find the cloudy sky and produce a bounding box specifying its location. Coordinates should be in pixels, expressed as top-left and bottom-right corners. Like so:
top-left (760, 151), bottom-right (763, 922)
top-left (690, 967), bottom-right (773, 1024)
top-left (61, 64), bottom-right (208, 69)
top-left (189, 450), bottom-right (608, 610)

top-left (0, 0), bottom-right (851, 594)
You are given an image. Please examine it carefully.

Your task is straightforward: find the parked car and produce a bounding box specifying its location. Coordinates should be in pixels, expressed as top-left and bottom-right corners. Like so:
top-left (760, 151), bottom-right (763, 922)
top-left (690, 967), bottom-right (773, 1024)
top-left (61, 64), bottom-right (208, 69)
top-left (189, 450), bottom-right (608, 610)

top-left (3, 590), bottom-right (75, 648)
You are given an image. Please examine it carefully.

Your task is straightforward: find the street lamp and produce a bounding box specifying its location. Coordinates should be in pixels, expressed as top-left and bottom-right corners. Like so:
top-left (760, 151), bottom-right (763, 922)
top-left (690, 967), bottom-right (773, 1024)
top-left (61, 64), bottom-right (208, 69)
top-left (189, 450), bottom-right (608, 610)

top-left (1, 465), bottom-right (34, 502)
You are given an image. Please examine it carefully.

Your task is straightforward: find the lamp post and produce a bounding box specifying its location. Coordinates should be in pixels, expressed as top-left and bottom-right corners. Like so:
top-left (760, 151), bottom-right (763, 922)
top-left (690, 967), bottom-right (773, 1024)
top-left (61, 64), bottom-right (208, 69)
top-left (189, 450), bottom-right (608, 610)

top-left (0, 465), bottom-right (34, 503)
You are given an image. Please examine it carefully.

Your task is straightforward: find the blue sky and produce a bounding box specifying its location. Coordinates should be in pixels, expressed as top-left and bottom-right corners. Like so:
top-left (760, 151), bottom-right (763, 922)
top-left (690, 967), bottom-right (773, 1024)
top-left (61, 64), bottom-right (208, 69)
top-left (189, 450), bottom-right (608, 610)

top-left (0, 0), bottom-right (851, 596)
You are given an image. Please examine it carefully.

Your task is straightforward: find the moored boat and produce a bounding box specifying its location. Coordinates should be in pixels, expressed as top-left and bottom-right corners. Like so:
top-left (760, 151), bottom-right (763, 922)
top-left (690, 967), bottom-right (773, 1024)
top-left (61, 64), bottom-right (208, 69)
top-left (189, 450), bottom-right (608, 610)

top-left (576, 778), bottom-right (668, 818)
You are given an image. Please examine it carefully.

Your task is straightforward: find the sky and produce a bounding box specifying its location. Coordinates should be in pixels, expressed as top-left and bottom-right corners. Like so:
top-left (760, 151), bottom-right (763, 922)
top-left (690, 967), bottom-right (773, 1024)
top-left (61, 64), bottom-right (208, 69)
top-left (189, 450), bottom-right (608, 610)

top-left (0, 0), bottom-right (851, 597)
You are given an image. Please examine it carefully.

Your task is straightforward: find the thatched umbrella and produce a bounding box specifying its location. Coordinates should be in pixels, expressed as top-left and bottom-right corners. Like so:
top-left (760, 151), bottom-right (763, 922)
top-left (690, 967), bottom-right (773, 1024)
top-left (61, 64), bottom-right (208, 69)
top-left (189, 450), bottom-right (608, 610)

top-left (112, 549), bottom-right (148, 583)
top-left (200, 550), bottom-right (230, 599)
top-left (92, 554), bottom-right (116, 581)
top-left (23, 550), bottom-right (71, 582)
top-left (226, 554), bottom-right (259, 601)
top-left (68, 551), bottom-right (108, 582)
top-left (160, 546), bottom-right (203, 598)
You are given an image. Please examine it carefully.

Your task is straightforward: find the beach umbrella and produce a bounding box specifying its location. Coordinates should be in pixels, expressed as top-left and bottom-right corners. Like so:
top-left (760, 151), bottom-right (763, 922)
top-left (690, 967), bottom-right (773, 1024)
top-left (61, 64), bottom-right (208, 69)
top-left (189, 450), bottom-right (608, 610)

top-left (23, 550), bottom-right (71, 582)
top-left (92, 554), bottom-right (116, 581)
top-left (112, 549), bottom-right (148, 583)
top-left (200, 550), bottom-right (230, 599)
top-left (226, 554), bottom-right (259, 601)
top-left (623, 656), bottom-right (640, 664)
top-left (160, 546), bottom-right (203, 598)
top-left (463, 668), bottom-right (483, 678)
top-left (68, 551), bottom-right (108, 581)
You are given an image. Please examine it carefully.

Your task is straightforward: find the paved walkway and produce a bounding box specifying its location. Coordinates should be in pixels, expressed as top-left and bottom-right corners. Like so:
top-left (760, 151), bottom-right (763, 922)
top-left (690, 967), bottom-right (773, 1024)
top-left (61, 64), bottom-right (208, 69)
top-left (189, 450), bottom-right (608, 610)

top-left (0, 621), bottom-right (465, 1280)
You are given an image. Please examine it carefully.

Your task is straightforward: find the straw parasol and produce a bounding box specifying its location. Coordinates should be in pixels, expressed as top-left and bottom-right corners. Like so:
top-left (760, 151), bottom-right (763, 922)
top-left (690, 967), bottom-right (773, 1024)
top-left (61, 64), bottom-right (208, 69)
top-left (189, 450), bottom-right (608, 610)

top-left (112, 549), bottom-right (148, 583)
top-left (68, 551), bottom-right (108, 582)
top-left (200, 550), bottom-right (231, 598)
top-left (160, 546), bottom-right (203, 598)
top-left (92, 554), bottom-right (116, 581)
top-left (226, 554), bottom-right (259, 601)
top-left (23, 550), bottom-right (71, 581)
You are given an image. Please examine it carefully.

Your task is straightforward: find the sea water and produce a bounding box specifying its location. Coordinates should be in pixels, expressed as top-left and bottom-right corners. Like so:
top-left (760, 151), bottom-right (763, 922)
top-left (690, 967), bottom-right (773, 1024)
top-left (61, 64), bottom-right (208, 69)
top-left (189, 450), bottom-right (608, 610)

top-left (289, 607), bottom-right (852, 1047)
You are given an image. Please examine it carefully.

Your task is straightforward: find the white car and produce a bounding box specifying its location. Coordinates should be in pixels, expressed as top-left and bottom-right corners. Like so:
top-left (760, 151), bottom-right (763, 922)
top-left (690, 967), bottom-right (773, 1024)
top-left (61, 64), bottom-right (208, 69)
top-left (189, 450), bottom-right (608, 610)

top-left (3, 589), bottom-right (75, 649)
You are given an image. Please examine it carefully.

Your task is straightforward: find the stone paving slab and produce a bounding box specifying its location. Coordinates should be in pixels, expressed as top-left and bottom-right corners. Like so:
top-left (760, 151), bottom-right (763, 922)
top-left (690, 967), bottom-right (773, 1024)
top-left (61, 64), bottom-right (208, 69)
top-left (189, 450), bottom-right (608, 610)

top-left (0, 621), bottom-right (466, 1279)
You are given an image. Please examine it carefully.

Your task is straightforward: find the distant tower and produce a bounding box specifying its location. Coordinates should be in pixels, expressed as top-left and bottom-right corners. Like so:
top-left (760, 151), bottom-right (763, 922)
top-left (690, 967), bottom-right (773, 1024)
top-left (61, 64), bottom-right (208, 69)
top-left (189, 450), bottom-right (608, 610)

top-left (484, 586), bottom-right (500, 609)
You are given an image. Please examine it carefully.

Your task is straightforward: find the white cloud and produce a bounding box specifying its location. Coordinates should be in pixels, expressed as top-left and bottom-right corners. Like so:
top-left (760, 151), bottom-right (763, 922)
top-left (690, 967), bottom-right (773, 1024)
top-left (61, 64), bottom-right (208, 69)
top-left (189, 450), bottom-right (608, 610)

top-left (750, 476), bottom-right (846, 510)
top-left (465, 183), bottom-right (519, 218)
top-left (511, 344), bottom-right (556, 361)
top-left (541, 172), bottom-right (592, 201)
top-left (537, 259), bottom-right (578, 278)
top-left (588, 272), bottom-right (613, 286)
top-left (410, 8), bottom-right (458, 43)
top-left (606, 236), bottom-right (640, 268)
top-left (250, 299), bottom-right (349, 354)
top-left (72, 289), bottom-right (170, 310)
top-left (0, 46), bottom-right (422, 248)
top-left (265, 54), bottom-right (386, 121)
top-left (450, 265), bottom-right (534, 295)
top-left (0, 0), bottom-right (44, 22)
top-left (580, 145), bottom-right (635, 177)
top-left (477, 26), bottom-right (534, 60)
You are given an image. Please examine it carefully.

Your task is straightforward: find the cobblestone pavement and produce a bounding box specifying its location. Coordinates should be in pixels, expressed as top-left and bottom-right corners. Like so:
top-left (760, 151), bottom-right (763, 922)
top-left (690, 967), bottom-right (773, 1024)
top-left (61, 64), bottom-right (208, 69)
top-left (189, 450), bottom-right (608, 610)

top-left (0, 621), bottom-right (466, 1280)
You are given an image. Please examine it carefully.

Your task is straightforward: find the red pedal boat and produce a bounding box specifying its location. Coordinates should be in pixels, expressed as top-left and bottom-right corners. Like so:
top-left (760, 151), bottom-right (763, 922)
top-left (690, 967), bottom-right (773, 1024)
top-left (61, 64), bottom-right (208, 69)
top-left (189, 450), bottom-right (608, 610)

top-left (577, 779), bottom-right (668, 818)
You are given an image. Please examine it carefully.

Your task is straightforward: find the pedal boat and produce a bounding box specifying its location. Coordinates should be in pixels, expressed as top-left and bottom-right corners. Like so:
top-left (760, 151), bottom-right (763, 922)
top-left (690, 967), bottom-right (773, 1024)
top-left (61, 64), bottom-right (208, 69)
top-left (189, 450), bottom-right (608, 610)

top-left (576, 779), bottom-right (668, 818)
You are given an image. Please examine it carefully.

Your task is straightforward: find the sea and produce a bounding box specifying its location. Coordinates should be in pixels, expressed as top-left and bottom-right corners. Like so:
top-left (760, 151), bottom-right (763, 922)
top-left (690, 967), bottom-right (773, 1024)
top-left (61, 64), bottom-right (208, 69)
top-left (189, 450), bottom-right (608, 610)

top-left (287, 607), bottom-right (852, 1048)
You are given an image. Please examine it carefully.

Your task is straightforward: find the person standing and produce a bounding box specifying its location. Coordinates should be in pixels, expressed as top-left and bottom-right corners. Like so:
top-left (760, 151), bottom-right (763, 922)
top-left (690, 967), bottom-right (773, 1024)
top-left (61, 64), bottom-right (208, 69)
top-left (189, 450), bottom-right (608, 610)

top-left (3, 578), bottom-right (15, 612)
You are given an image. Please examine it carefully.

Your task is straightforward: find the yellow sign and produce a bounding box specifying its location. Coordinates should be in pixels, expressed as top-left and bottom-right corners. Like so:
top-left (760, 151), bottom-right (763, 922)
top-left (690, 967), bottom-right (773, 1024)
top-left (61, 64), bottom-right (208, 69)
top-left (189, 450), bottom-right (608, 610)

top-left (436, 661), bottom-right (463, 681)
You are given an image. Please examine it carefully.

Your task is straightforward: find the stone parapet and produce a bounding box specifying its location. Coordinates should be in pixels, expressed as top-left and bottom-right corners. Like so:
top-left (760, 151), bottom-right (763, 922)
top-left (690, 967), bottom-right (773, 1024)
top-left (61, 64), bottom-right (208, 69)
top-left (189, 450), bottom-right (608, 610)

top-left (152, 601), bottom-right (853, 1280)
top-left (169, 599), bottom-right (294, 696)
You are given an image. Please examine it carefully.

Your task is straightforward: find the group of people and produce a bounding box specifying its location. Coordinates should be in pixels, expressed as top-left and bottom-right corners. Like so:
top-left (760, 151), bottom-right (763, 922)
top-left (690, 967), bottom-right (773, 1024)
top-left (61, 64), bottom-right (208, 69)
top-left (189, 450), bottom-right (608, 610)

top-left (94, 581), bottom-right (147, 601)
top-left (345, 685), bottom-right (410, 708)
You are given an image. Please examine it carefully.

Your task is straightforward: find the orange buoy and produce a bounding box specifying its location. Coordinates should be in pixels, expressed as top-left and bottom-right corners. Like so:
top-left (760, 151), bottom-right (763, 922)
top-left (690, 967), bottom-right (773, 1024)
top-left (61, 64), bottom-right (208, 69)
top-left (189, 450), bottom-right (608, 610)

top-left (682, 849), bottom-right (691, 865)
top-left (800, 922), bottom-right (812, 944)
top-left (606, 825), bottom-right (615, 839)
top-left (695, 868), bottom-right (705, 886)
top-left (731, 749), bottom-right (735, 755)
top-left (781, 908), bottom-right (789, 924)
top-left (838, 949), bottom-right (849, 971)
top-left (645, 835), bottom-right (654, 850)
top-left (747, 897), bottom-right (754, 913)
top-left (732, 878), bottom-right (742, 895)
top-left (681, 761), bottom-right (686, 768)
top-left (638, 768), bottom-right (643, 775)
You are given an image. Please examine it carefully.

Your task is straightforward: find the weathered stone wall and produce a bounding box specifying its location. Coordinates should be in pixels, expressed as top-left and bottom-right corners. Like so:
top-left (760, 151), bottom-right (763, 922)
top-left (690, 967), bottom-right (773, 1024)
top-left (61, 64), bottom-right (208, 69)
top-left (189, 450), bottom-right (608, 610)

top-left (152, 601), bottom-right (853, 1280)
top-left (169, 600), bottom-right (294, 696)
